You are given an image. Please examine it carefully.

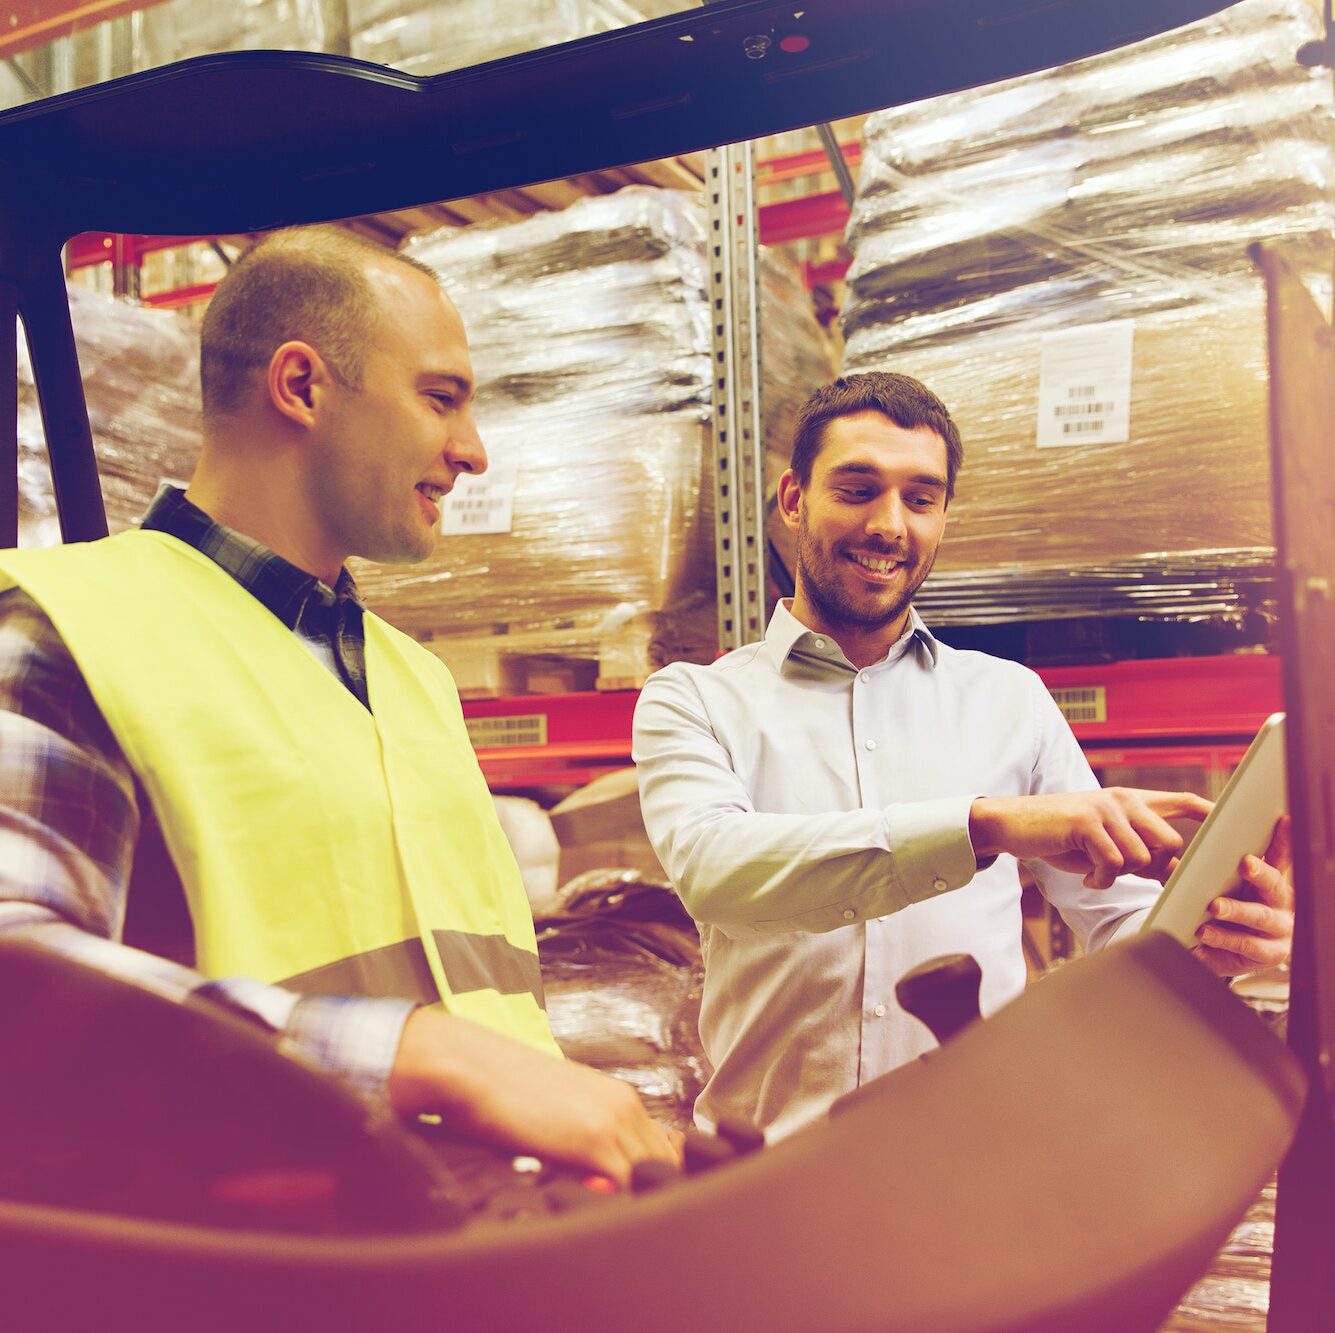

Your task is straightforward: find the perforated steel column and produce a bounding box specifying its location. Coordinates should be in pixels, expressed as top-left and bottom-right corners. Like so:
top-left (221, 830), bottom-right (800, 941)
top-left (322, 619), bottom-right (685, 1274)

top-left (706, 142), bottom-right (766, 652)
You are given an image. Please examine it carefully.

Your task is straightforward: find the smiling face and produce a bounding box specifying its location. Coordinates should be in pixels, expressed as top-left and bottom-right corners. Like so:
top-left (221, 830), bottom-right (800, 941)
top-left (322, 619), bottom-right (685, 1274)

top-left (310, 257), bottom-right (485, 567)
top-left (779, 410), bottom-right (949, 661)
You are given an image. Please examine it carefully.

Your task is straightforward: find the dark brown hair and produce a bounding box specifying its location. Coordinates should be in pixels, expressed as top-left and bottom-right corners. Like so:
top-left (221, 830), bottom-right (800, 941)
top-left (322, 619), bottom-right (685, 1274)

top-left (199, 225), bottom-right (440, 418)
top-left (790, 371), bottom-right (963, 500)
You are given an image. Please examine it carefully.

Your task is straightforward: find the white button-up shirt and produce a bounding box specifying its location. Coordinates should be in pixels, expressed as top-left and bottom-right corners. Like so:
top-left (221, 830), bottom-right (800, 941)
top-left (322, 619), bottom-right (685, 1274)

top-left (633, 601), bottom-right (1157, 1141)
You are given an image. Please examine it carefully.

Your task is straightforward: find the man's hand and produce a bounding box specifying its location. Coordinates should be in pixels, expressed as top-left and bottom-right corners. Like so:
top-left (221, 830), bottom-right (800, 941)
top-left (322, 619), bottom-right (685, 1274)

top-left (1193, 815), bottom-right (1294, 978)
top-left (387, 1009), bottom-right (682, 1188)
top-left (969, 788), bottom-right (1214, 890)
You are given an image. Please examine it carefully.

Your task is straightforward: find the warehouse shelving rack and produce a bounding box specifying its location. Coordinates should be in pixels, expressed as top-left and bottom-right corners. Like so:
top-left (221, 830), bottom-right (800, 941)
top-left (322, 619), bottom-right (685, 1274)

top-left (2, 0), bottom-right (1331, 1320)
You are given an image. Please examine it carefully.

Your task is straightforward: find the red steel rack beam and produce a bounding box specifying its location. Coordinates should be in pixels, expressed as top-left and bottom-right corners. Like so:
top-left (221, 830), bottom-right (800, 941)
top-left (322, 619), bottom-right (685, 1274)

top-left (756, 141), bottom-right (862, 185)
top-left (1034, 654), bottom-right (1282, 743)
top-left (464, 656), bottom-right (1285, 789)
top-left (0, 0), bottom-right (170, 60)
top-left (757, 188), bottom-right (850, 245)
top-left (66, 232), bottom-right (214, 269)
top-left (141, 281), bottom-right (219, 309)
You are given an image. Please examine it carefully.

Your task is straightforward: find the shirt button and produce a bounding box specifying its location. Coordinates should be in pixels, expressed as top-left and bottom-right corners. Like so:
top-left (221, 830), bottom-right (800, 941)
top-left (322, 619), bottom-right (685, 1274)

top-left (859, 672), bottom-right (870, 683)
top-left (877, 915), bottom-right (889, 923)
top-left (842, 908), bottom-right (855, 921)
top-left (873, 1004), bottom-right (887, 1018)
top-left (932, 877), bottom-right (949, 893)
top-left (814, 637), bottom-right (826, 649)
top-left (865, 738), bottom-right (877, 751)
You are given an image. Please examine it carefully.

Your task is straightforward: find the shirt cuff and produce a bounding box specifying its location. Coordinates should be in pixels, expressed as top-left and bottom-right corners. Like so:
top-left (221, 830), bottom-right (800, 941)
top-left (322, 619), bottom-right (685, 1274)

top-left (280, 993), bottom-right (418, 1100)
top-left (1104, 906), bottom-right (1155, 950)
top-left (885, 794), bottom-right (980, 905)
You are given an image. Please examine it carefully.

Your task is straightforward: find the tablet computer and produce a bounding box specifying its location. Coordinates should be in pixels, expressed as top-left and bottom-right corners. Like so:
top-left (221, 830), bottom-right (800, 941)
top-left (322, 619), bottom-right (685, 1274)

top-left (1141, 712), bottom-right (1287, 948)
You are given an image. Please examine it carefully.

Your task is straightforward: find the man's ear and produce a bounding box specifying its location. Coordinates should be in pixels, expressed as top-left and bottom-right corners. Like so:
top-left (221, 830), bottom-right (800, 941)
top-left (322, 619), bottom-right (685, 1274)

top-left (777, 468), bottom-right (803, 532)
top-left (267, 341), bottom-right (326, 429)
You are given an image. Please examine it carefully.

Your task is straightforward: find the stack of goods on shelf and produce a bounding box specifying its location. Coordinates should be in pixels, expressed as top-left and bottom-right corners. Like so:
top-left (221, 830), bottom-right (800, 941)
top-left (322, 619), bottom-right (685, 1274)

top-left (51, 0), bottom-right (682, 88)
top-left (834, 0), bottom-right (1332, 628)
top-left (354, 186), bottom-right (836, 693)
top-left (58, 0), bottom-right (347, 81)
top-left (16, 286), bottom-right (202, 548)
top-left (349, 0), bottom-right (686, 77)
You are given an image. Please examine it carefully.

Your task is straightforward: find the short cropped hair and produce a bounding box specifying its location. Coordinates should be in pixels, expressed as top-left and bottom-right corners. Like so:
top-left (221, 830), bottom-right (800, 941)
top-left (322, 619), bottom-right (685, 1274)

top-left (790, 371), bottom-right (964, 500)
top-left (199, 225), bottom-right (440, 418)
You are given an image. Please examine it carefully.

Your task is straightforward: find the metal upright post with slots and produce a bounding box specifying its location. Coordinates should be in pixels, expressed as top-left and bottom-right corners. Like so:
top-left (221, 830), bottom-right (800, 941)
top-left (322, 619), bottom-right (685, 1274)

top-left (706, 141), bottom-right (767, 653)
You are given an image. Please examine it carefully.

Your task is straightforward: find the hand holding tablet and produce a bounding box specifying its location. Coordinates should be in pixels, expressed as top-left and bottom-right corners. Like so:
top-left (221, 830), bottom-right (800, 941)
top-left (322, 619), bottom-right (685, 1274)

top-left (1142, 713), bottom-right (1293, 974)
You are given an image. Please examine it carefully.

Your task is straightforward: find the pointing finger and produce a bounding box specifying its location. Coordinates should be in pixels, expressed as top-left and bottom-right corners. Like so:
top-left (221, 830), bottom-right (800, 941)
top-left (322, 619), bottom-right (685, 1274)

top-left (1146, 791), bottom-right (1214, 824)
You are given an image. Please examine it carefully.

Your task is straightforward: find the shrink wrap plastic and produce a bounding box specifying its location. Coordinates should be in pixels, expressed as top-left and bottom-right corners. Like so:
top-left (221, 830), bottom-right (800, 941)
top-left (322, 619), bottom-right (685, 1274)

top-left (16, 286), bottom-right (202, 548)
top-left (537, 872), bottom-right (707, 1132)
top-left (1162, 1181), bottom-right (1275, 1329)
top-left (349, 0), bottom-right (689, 78)
top-left (51, 0), bottom-right (681, 90)
top-left (56, 0), bottom-right (346, 88)
top-left (837, 0), bottom-right (1332, 624)
top-left (353, 187), bottom-right (835, 690)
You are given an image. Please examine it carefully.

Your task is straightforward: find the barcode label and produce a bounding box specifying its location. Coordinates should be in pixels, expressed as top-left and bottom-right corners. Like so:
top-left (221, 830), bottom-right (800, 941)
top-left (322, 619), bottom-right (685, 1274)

top-left (1036, 321), bottom-right (1134, 448)
top-left (1048, 686), bottom-right (1107, 725)
top-left (440, 475), bottom-right (516, 535)
top-left (465, 714), bottom-right (548, 749)
top-left (1053, 401), bottom-right (1115, 418)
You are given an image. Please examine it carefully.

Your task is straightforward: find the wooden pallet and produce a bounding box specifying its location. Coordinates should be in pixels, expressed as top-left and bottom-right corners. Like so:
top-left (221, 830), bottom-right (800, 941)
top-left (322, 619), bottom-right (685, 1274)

top-left (420, 606), bottom-right (716, 699)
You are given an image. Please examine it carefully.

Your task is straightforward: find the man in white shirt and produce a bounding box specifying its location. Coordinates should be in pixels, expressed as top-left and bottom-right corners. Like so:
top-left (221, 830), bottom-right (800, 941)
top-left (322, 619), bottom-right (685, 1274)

top-left (633, 371), bottom-right (1294, 1142)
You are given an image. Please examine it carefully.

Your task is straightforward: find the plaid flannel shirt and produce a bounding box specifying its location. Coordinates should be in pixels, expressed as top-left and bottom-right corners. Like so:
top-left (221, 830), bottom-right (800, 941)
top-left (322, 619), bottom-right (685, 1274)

top-left (0, 487), bottom-right (414, 1096)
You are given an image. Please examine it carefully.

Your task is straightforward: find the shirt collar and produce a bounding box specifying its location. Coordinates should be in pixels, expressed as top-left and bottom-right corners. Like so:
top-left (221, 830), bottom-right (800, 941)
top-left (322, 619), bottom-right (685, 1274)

top-left (140, 484), bottom-right (364, 628)
top-left (765, 599), bottom-right (939, 671)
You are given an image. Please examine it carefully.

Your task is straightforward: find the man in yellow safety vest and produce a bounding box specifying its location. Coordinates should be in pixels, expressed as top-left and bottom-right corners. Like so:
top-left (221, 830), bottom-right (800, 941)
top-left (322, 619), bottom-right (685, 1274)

top-left (0, 225), bottom-right (679, 1185)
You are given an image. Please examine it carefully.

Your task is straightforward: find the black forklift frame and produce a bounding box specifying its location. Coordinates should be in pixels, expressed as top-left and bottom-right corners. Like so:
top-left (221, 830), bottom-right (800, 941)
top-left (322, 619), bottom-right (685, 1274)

top-left (1, 0), bottom-right (1330, 1322)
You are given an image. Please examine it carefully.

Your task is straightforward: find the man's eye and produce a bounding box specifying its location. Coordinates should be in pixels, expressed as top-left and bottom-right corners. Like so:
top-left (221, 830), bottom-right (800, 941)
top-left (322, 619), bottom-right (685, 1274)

top-left (427, 393), bottom-right (454, 408)
top-left (909, 494), bottom-right (937, 508)
top-left (838, 488), bottom-right (873, 501)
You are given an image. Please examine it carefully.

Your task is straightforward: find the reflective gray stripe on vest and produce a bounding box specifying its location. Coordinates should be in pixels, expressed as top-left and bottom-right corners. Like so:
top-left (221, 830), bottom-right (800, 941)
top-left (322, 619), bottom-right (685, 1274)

top-left (282, 932), bottom-right (544, 1008)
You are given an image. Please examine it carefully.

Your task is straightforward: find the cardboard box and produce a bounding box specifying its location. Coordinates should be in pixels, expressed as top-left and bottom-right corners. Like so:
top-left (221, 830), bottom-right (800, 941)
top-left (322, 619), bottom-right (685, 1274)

top-left (550, 768), bottom-right (667, 886)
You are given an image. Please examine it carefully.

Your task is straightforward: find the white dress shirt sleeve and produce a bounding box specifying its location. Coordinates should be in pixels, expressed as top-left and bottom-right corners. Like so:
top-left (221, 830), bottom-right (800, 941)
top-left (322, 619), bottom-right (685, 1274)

top-left (633, 666), bottom-right (979, 938)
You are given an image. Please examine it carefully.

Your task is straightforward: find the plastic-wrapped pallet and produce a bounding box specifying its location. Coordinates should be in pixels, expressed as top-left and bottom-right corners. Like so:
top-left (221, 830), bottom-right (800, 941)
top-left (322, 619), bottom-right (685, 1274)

top-left (56, 0), bottom-right (347, 91)
top-left (835, 0), bottom-right (1332, 625)
top-left (353, 186), bottom-right (836, 693)
top-left (349, 0), bottom-right (689, 78)
top-left (55, 0), bottom-right (681, 90)
top-left (16, 286), bottom-right (202, 548)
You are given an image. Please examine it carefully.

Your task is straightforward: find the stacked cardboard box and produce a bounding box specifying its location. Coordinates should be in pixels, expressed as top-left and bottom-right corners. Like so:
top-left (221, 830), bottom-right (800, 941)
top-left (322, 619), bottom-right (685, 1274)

top-left (548, 768), bottom-right (665, 886)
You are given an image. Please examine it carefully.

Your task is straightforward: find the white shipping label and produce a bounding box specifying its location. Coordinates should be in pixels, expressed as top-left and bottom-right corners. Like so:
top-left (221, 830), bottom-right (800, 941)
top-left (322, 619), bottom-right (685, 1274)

top-left (1036, 320), bottom-right (1134, 448)
top-left (439, 470), bottom-right (517, 536)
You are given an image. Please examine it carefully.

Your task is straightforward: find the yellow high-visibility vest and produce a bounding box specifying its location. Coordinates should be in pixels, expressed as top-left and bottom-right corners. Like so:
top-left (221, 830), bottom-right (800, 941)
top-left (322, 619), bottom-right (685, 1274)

top-left (0, 530), bottom-right (558, 1055)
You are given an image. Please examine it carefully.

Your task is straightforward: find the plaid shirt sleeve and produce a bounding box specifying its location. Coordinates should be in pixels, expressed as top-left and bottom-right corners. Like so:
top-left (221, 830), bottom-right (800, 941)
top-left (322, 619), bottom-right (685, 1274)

top-left (0, 586), bottom-right (414, 1098)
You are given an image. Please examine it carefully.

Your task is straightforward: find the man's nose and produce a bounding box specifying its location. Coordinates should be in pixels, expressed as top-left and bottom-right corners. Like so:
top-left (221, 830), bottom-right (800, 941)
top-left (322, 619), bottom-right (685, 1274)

top-left (446, 405), bottom-right (488, 477)
top-left (866, 492), bottom-right (907, 542)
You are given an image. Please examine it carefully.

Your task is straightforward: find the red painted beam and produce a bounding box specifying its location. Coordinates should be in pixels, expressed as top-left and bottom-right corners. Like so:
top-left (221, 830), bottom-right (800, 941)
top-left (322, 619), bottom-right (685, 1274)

top-left (756, 141), bottom-right (862, 186)
top-left (66, 232), bottom-right (217, 269)
top-left (1034, 655), bottom-right (1283, 743)
top-left (759, 189), bottom-right (850, 246)
top-left (461, 658), bottom-right (1284, 791)
top-left (0, 0), bottom-right (171, 60)
top-left (803, 256), bottom-right (852, 289)
top-left (141, 281), bottom-right (219, 309)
